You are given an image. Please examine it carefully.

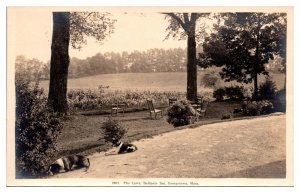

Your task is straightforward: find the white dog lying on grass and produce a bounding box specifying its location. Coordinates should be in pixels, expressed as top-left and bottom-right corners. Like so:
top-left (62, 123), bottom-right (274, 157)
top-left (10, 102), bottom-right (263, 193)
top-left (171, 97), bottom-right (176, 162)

top-left (105, 139), bottom-right (138, 155)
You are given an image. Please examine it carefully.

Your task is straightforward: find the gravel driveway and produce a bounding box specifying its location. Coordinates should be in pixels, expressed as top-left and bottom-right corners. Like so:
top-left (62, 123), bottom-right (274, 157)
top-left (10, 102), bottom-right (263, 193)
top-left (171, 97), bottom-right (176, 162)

top-left (51, 114), bottom-right (286, 178)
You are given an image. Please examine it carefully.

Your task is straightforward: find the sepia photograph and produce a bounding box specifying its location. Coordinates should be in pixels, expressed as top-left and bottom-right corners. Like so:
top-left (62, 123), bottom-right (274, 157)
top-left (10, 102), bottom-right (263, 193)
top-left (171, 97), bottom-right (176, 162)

top-left (6, 6), bottom-right (293, 187)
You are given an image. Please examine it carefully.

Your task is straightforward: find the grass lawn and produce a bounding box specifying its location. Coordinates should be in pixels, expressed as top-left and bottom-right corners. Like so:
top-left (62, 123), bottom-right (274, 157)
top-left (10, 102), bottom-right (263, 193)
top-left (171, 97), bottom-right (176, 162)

top-left (56, 101), bottom-right (242, 157)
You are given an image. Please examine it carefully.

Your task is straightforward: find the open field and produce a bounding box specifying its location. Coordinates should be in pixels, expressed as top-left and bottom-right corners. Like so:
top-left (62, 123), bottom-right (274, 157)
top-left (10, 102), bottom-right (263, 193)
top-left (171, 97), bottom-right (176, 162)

top-left (40, 71), bottom-right (286, 92)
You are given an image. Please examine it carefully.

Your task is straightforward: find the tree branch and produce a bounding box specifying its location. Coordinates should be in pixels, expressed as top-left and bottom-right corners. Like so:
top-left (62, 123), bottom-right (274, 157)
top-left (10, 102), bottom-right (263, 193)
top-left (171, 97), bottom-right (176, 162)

top-left (163, 13), bottom-right (188, 32)
top-left (83, 12), bottom-right (93, 20)
top-left (183, 13), bottom-right (190, 25)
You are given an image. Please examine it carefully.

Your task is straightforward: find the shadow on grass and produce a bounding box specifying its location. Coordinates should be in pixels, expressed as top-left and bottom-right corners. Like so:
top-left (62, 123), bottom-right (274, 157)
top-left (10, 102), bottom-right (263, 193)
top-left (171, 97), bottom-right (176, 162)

top-left (217, 160), bottom-right (286, 178)
top-left (57, 142), bottom-right (108, 157)
top-left (80, 107), bottom-right (150, 116)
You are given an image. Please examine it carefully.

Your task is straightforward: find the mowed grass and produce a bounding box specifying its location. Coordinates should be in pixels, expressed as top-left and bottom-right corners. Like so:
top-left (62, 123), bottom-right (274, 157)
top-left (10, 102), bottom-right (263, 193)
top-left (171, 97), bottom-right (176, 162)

top-left (57, 101), bottom-right (242, 157)
top-left (40, 71), bottom-right (286, 92)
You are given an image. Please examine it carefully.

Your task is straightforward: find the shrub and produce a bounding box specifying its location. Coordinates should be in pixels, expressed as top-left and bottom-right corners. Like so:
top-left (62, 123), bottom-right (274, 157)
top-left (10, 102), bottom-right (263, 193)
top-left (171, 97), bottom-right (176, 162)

top-left (66, 87), bottom-right (214, 112)
top-left (67, 89), bottom-right (187, 111)
top-left (201, 72), bottom-right (220, 88)
top-left (259, 100), bottom-right (275, 115)
top-left (213, 86), bottom-right (244, 101)
top-left (258, 78), bottom-right (277, 100)
top-left (15, 79), bottom-right (62, 178)
top-left (101, 117), bottom-right (127, 143)
top-left (241, 100), bottom-right (274, 116)
top-left (241, 101), bottom-right (261, 116)
top-left (213, 88), bottom-right (226, 101)
top-left (167, 100), bottom-right (199, 127)
top-left (225, 86), bottom-right (244, 101)
top-left (243, 87), bottom-right (253, 100)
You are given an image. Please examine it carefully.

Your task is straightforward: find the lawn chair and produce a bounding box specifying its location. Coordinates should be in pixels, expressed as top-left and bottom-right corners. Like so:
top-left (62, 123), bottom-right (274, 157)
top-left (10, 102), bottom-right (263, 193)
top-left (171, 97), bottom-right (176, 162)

top-left (191, 97), bottom-right (203, 109)
top-left (196, 100), bottom-right (209, 118)
top-left (111, 102), bottom-right (126, 116)
top-left (146, 99), bottom-right (163, 119)
top-left (168, 98), bottom-right (177, 106)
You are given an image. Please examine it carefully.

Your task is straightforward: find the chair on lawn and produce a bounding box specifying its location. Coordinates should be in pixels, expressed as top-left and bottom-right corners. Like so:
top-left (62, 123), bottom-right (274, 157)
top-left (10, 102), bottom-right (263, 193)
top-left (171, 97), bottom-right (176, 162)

top-left (191, 97), bottom-right (203, 110)
top-left (168, 98), bottom-right (177, 106)
top-left (146, 99), bottom-right (163, 119)
top-left (195, 100), bottom-right (209, 118)
top-left (111, 102), bottom-right (126, 116)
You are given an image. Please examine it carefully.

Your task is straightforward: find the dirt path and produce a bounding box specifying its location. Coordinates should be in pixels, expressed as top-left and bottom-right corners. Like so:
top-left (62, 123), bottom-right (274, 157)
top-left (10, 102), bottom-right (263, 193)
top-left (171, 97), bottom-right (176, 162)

top-left (52, 114), bottom-right (286, 178)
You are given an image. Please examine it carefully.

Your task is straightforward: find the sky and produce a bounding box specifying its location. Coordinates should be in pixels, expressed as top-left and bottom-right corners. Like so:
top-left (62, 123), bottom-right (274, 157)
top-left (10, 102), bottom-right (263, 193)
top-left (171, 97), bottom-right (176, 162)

top-left (9, 8), bottom-right (187, 62)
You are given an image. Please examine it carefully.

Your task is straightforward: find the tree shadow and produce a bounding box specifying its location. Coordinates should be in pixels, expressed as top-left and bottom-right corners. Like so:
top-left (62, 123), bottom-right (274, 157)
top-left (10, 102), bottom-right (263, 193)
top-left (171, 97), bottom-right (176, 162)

top-left (216, 160), bottom-right (286, 178)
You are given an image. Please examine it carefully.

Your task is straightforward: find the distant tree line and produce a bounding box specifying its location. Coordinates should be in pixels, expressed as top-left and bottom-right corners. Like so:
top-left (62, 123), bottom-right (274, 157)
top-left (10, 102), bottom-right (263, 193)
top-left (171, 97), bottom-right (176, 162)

top-left (15, 46), bottom-right (284, 82)
top-left (15, 55), bottom-right (50, 81)
top-left (68, 48), bottom-right (187, 78)
top-left (15, 48), bottom-right (189, 80)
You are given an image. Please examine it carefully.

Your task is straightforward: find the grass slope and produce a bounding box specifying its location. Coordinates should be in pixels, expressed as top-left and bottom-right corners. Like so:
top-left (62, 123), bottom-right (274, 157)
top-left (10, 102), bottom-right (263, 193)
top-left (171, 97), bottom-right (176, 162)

top-left (40, 71), bottom-right (285, 92)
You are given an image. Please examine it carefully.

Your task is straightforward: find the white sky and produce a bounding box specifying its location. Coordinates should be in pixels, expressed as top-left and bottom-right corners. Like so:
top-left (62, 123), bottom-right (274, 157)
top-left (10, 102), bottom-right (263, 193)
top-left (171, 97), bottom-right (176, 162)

top-left (10, 8), bottom-right (187, 62)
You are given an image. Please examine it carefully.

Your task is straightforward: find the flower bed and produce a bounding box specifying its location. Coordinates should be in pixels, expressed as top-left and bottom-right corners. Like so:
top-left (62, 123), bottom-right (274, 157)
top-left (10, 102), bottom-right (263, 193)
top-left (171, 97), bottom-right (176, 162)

top-left (67, 87), bottom-right (213, 111)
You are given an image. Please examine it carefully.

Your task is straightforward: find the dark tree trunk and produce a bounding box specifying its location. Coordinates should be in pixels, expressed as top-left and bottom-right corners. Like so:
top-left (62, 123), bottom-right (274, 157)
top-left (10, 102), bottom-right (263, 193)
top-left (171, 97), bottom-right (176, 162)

top-left (48, 12), bottom-right (70, 113)
top-left (253, 72), bottom-right (258, 100)
top-left (252, 18), bottom-right (261, 101)
top-left (186, 34), bottom-right (197, 101)
top-left (164, 13), bottom-right (199, 101)
top-left (253, 40), bottom-right (259, 100)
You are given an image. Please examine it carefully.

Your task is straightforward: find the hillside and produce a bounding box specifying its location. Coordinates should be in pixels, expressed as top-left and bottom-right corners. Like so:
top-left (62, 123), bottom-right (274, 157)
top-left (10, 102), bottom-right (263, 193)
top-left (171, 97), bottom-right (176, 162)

top-left (39, 71), bottom-right (286, 92)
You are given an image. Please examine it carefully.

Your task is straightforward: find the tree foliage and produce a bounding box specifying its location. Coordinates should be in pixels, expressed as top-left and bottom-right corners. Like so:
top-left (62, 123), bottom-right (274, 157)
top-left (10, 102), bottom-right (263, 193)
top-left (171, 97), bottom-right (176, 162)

top-left (258, 78), bottom-right (277, 100)
top-left (202, 12), bottom-right (287, 99)
top-left (15, 55), bottom-right (48, 81)
top-left (70, 12), bottom-right (116, 49)
top-left (69, 48), bottom-right (187, 77)
top-left (164, 13), bottom-right (210, 42)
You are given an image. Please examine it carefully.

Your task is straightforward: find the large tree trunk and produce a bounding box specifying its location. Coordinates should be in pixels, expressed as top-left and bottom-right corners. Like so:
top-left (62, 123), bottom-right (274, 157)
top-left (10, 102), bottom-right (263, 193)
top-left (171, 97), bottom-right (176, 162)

top-left (48, 12), bottom-right (70, 113)
top-left (164, 13), bottom-right (199, 101)
top-left (186, 34), bottom-right (197, 101)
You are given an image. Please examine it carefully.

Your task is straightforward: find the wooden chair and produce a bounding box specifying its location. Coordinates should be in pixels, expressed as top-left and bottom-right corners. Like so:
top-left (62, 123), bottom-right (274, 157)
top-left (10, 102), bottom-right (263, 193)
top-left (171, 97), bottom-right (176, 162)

top-left (146, 100), bottom-right (163, 119)
top-left (168, 98), bottom-right (177, 106)
top-left (190, 97), bottom-right (203, 110)
top-left (111, 102), bottom-right (126, 116)
top-left (196, 97), bottom-right (203, 108)
top-left (196, 100), bottom-right (209, 118)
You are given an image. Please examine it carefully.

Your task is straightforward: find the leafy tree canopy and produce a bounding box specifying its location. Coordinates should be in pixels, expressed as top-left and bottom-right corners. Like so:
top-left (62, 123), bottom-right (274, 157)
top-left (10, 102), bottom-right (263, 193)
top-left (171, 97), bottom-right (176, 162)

top-left (164, 13), bottom-right (210, 42)
top-left (201, 12), bottom-right (286, 84)
top-left (70, 12), bottom-right (116, 49)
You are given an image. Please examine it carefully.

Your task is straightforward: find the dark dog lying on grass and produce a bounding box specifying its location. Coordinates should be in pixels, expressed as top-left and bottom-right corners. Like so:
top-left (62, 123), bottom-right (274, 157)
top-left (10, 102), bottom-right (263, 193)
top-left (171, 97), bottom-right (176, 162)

top-left (47, 155), bottom-right (90, 175)
top-left (105, 139), bottom-right (138, 155)
top-left (221, 114), bottom-right (231, 120)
